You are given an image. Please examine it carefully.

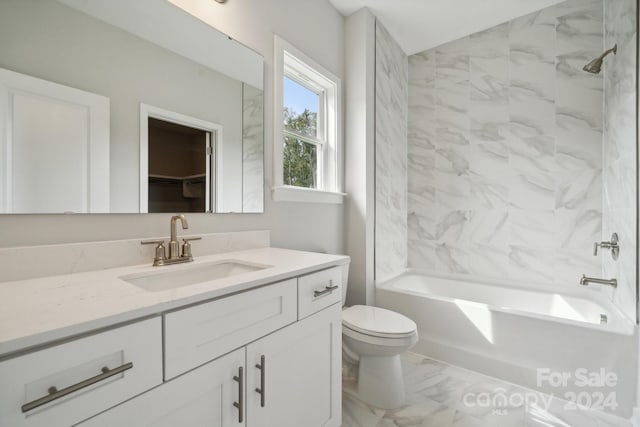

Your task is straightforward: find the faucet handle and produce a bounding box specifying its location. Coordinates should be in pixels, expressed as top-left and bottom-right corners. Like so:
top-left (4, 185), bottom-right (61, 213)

top-left (593, 232), bottom-right (620, 260)
top-left (141, 240), bottom-right (167, 266)
top-left (181, 237), bottom-right (201, 259)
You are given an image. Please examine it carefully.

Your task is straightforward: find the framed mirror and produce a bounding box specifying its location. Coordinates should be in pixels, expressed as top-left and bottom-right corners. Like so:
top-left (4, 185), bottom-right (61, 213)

top-left (0, 0), bottom-right (264, 214)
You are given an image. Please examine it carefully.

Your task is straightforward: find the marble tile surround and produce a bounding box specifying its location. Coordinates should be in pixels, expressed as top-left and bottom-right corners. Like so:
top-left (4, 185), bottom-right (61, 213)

top-left (0, 230), bottom-right (270, 283)
top-left (375, 22), bottom-right (409, 281)
top-left (603, 0), bottom-right (637, 322)
top-left (242, 84), bottom-right (264, 213)
top-left (343, 352), bottom-right (632, 427)
top-left (406, 0), bottom-right (608, 286)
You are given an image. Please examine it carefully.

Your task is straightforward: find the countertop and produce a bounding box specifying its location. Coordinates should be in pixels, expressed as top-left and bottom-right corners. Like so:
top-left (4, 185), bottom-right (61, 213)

top-left (0, 247), bottom-right (349, 358)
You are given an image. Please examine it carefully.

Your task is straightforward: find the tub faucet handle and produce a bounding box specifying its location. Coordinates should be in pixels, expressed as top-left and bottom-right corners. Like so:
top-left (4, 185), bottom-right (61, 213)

top-left (593, 232), bottom-right (619, 260)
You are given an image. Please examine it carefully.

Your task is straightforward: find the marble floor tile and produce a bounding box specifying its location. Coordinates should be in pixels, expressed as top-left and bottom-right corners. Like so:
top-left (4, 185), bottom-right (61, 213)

top-left (342, 352), bottom-right (631, 427)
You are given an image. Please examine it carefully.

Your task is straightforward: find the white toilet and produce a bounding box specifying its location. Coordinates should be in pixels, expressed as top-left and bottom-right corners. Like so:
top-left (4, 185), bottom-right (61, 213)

top-left (341, 276), bottom-right (418, 409)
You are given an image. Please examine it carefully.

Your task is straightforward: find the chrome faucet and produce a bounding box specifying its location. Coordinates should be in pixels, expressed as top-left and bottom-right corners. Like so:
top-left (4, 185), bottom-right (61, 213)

top-left (580, 274), bottom-right (617, 288)
top-left (141, 214), bottom-right (201, 266)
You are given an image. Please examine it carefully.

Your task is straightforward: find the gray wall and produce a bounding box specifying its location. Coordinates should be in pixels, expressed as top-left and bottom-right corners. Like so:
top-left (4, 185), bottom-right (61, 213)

top-left (0, 0), bottom-right (345, 255)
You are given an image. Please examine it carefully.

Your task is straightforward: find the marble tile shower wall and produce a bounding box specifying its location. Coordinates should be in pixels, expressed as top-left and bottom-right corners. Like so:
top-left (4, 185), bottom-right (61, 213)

top-left (603, 0), bottom-right (637, 321)
top-left (407, 0), bottom-right (606, 285)
top-left (242, 84), bottom-right (264, 212)
top-left (376, 22), bottom-right (409, 280)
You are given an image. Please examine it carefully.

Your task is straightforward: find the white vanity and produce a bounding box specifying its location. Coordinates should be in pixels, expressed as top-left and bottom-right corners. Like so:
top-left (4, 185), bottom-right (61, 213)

top-left (0, 232), bottom-right (348, 427)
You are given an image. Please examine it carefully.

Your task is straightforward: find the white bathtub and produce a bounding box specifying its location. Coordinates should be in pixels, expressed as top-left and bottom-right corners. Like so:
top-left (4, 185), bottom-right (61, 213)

top-left (376, 270), bottom-right (638, 417)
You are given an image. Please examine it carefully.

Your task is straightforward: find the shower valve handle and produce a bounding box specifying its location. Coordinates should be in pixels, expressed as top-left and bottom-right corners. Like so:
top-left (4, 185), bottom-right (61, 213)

top-left (593, 233), bottom-right (619, 260)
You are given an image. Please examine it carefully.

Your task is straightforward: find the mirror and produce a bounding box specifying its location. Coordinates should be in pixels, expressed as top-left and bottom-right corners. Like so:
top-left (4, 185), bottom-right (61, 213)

top-left (0, 0), bottom-right (264, 214)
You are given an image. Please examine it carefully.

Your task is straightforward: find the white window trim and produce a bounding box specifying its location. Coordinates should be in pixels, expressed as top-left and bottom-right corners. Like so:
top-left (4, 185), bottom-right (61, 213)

top-left (273, 35), bottom-right (345, 204)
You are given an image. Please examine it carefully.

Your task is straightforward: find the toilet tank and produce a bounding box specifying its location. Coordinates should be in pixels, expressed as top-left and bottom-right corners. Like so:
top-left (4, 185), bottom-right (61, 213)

top-left (340, 262), bottom-right (350, 306)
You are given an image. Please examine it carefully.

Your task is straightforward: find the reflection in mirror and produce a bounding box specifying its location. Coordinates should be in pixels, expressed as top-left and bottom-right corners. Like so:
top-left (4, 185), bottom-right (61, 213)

top-left (0, 0), bottom-right (264, 214)
top-left (0, 69), bottom-right (110, 214)
top-left (139, 104), bottom-right (222, 214)
top-left (147, 118), bottom-right (210, 214)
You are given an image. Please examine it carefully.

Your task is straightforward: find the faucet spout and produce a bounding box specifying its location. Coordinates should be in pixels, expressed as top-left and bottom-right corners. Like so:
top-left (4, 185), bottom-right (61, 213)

top-left (580, 274), bottom-right (617, 288)
top-left (170, 214), bottom-right (189, 241)
top-left (169, 214), bottom-right (189, 259)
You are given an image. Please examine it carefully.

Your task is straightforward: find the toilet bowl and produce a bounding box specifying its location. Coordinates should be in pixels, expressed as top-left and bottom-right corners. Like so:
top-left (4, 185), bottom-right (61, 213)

top-left (342, 304), bottom-right (418, 409)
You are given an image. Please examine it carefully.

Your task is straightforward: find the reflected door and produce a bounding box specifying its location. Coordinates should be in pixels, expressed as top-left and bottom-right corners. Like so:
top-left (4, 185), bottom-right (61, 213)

top-left (0, 68), bottom-right (110, 213)
top-left (139, 104), bottom-right (223, 214)
top-left (147, 117), bottom-right (212, 213)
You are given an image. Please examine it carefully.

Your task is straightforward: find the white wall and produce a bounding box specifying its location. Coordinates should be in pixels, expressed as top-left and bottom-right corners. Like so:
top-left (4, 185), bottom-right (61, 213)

top-left (0, 0), bottom-right (345, 254)
top-left (344, 9), bottom-right (376, 306)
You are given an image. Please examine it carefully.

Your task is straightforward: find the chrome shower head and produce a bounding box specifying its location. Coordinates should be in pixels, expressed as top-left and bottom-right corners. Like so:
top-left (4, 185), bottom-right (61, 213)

top-left (583, 44), bottom-right (617, 74)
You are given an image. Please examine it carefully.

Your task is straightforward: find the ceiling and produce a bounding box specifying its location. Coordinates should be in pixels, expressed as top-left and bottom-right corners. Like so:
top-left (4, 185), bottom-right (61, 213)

top-left (329, 0), bottom-right (566, 55)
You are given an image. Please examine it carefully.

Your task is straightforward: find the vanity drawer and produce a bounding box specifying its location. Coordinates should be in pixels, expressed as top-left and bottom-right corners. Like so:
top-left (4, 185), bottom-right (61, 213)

top-left (164, 278), bottom-right (297, 379)
top-left (0, 317), bottom-right (163, 427)
top-left (298, 266), bottom-right (342, 319)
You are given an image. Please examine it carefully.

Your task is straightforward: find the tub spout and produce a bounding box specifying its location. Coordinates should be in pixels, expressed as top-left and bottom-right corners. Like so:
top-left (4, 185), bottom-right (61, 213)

top-left (580, 274), bottom-right (617, 288)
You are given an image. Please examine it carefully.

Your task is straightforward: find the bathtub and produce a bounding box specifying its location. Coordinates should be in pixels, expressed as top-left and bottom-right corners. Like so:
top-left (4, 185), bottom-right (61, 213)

top-left (376, 270), bottom-right (638, 417)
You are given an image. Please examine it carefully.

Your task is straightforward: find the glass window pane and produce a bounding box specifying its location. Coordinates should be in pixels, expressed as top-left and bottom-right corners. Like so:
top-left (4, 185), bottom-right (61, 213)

top-left (283, 135), bottom-right (317, 189)
top-left (283, 76), bottom-right (318, 137)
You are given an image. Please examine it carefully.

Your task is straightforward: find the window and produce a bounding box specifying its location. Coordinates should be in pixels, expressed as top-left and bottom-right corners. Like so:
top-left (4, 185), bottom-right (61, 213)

top-left (273, 36), bottom-right (345, 204)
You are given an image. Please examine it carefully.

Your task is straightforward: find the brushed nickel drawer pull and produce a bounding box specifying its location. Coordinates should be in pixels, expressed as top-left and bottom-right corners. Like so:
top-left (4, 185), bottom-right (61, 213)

top-left (21, 362), bottom-right (134, 413)
top-left (313, 281), bottom-right (338, 298)
top-left (255, 355), bottom-right (265, 407)
top-left (233, 366), bottom-right (244, 423)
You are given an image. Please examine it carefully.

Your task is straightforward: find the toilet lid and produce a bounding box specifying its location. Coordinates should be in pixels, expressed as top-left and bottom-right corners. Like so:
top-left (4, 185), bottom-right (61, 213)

top-left (343, 305), bottom-right (417, 338)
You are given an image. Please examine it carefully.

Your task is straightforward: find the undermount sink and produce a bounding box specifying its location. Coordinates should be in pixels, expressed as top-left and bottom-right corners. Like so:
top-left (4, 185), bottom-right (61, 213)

top-left (120, 260), bottom-right (271, 292)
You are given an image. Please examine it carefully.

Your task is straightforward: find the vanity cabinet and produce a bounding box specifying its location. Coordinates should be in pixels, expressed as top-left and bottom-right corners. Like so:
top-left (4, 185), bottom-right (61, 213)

top-left (246, 303), bottom-right (341, 427)
top-left (164, 278), bottom-right (298, 380)
top-left (71, 266), bottom-right (342, 427)
top-left (0, 318), bottom-right (163, 427)
top-left (77, 348), bottom-right (246, 427)
top-left (78, 303), bottom-right (341, 427)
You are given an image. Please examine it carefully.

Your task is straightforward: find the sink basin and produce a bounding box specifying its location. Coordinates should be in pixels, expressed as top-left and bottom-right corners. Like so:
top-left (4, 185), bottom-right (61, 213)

top-left (120, 260), bottom-right (271, 292)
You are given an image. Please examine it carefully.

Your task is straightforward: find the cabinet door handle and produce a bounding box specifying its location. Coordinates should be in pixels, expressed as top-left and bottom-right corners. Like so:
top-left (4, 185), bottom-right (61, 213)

top-left (313, 281), bottom-right (339, 298)
top-left (233, 366), bottom-right (244, 423)
top-left (255, 355), bottom-right (266, 407)
top-left (21, 362), bottom-right (133, 413)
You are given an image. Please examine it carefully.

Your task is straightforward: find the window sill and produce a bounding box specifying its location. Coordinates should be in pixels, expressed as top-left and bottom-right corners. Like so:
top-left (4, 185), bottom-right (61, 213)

top-left (272, 186), bottom-right (346, 204)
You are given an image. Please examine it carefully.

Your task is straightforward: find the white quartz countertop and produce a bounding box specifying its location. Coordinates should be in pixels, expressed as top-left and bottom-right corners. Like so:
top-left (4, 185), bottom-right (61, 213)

top-left (0, 247), bottom-right (349, 357)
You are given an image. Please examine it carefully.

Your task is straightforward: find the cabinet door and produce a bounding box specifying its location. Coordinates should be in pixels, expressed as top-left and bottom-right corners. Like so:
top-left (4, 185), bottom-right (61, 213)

top-left (246, 303), bottom-right (341, 427)
top-left (77, 348), bottom-right (246, 427)
top-left (0, 318), bottom-right (162, 427)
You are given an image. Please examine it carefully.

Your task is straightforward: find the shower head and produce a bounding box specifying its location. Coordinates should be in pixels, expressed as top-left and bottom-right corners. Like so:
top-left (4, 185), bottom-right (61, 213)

top-left (583, 45), bottom-right (617, 74)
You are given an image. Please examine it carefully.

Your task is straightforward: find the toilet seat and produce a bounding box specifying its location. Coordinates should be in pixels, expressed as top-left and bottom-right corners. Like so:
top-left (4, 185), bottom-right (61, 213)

top-left (342, 305), bottom-right (416, 339)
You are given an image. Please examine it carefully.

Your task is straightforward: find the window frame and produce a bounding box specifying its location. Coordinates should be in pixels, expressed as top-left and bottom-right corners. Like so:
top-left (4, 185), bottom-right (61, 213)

top-left (273, 35), bottom-right (345, 204)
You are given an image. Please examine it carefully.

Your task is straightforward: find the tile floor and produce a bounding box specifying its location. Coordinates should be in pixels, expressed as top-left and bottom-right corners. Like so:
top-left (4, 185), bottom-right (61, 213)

top-left (342, 352), bottom-right (631, 427)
